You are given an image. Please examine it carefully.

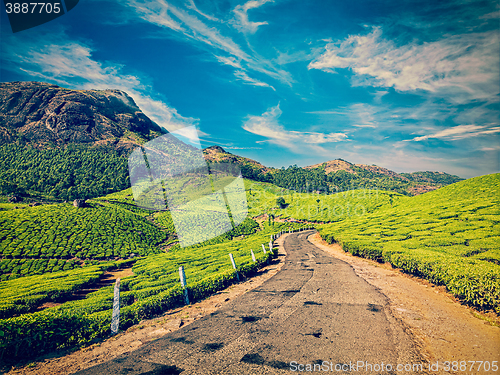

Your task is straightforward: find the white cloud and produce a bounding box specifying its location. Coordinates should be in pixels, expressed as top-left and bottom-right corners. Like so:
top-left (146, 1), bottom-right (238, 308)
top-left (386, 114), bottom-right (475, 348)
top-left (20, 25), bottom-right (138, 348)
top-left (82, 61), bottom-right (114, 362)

top-left (121, 0), bottom-right (291, 87)
top-left (234, 70), bottom-right (275, 90)
top-left (408, 124), bottom-right (500, 141)
top-left (224, 146), bottom-right (263, 150)
top-left (309, 26), bottom-right (500, 103)
top-left (185, 0), bottom-right (221, 22)
top-left (243, 104), bottom-right (347, 152)
top-left (231, 0), bottom-right (273, 34)
top-left (215, 55), bottom-right (242, 69)
top-left (2, 30), bottom-right (198, 132)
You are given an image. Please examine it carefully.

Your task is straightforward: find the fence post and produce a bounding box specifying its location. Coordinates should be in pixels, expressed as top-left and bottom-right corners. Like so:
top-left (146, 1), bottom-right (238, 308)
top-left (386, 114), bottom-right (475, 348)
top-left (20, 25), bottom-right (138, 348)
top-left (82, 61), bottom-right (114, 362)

top-left (262, 244), bottom-right (267, 254)
top-left (229, 253), bottom-right (240, 281)
top-left (179, 266), bottom-right (190, 305)
top-left (251, 249), bottom-right (256, 262)
top-left (110, 278), bottom-right (120, 335)
top-left (269, 240), bottom-right (273, 253)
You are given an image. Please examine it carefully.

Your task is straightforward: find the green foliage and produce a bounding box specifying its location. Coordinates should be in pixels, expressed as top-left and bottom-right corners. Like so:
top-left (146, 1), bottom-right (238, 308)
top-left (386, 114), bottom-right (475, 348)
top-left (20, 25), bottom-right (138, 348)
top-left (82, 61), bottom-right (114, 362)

top-left (0, 201), bottom-right (167, 279)
top-left (0, 144), bottom-right (129, 201)
top-left (276, 197), bottom-right (286, 209)
top-left (0, 222), bottom-right (304, 359)
top-left (318, 173), bottom-right (500, 313)
top-left (246, 179), bottom-right (404, 222)
top-left (0, 266), bottom-right (105, 319)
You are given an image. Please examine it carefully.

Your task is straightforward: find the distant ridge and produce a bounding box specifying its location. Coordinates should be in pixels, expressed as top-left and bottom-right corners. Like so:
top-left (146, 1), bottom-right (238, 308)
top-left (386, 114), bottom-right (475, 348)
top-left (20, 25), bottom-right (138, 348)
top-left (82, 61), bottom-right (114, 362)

top-left (203, 145), bottom-right (272, 180)
top-left (0, 81), bottom-right (463, 201)
top-left (203, 146), bottom-right (463, 196)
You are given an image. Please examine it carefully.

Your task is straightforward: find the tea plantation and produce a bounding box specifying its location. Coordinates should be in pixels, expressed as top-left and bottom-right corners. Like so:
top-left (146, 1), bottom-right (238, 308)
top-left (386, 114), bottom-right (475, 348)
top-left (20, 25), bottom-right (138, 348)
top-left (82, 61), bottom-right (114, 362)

top-left (0, 174), bottom-right (497, 362)
top-left (318, 173), bottom-right (500, 313)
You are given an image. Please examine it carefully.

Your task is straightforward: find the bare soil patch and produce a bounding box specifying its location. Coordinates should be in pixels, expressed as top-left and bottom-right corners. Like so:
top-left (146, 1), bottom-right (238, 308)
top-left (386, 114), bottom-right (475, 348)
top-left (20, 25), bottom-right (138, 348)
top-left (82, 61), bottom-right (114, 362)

top-left (308, 233), bottom-right (500, 374)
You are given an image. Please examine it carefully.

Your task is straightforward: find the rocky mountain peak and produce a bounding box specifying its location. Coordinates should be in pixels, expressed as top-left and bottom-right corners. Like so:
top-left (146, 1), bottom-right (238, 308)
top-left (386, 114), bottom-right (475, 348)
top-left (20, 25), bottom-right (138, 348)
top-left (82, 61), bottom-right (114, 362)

top-left (0, 81), bottom-right (163, 152)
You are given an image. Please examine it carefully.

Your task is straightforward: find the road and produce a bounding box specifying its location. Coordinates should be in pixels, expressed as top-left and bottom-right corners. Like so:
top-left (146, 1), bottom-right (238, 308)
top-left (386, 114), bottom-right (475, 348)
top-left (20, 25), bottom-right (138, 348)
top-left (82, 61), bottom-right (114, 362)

top-left (75, 231), bottom-right (424, 374)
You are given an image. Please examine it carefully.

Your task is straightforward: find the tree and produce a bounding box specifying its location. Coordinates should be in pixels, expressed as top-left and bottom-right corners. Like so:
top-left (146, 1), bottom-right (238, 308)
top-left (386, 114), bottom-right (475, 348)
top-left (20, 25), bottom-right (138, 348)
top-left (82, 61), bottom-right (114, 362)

top-left (268, 213), bottom-right (274, 226)
top-left (276, 197), bottom-right (286, 209)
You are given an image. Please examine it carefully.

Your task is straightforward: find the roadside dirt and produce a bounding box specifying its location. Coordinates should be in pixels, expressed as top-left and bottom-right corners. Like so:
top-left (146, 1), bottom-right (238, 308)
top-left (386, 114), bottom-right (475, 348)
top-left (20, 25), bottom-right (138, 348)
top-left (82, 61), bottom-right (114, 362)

top-left (308, 233), bottom-right (500, 374)
top-left (6, 232), bottom-right (500, 374)
top-left (5, 237), bottom-right (289, 375)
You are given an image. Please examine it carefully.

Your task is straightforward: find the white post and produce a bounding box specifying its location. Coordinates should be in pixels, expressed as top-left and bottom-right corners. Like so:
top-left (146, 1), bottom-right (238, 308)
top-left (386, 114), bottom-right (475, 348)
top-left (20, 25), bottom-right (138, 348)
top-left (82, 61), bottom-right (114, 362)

top-left (269, 240), bottom-right (273, 252)
top-left (251, 249), bottom-right (256, 262)
top-left (262, 243), bottom-right (267, 254)
top-left (179, 266), bottom-right (189, 305)
top-left (229, 253), bottom-right (240, 281)
top-left (110, 278), bottom-right (120, 335)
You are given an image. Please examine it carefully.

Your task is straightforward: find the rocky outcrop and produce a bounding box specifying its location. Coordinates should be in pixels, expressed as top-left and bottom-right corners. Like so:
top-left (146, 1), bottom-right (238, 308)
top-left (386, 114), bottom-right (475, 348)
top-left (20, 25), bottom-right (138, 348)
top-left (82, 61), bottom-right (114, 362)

top-left (305, 159), bottom-right (356, 174)
top-left (0, 81), bottom-right (164, 152)
top-left (203, 145), bottom-right (271, 173)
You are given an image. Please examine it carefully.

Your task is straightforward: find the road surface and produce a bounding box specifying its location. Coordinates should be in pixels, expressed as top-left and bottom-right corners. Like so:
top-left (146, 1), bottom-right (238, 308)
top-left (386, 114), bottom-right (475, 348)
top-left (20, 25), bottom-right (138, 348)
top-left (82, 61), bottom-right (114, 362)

top-left (75, 231), bottom-right (423, 374)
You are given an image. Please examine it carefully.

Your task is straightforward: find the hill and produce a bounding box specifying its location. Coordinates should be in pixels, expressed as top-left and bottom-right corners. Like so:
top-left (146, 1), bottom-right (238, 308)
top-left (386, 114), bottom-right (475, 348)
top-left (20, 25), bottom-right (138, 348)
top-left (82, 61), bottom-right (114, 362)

top-left (0, 172), bottom-right (496, 361)
top-left (0, 81), bottom-right (166, 201)
top-left (304, 159), bottom-right (463, 195)
top-left (0, 81), bottom-right (163, 151)
top-left (318, 173), bottom-right (500, 313)
top-left (0, 81), bottom-right (462, 203)
top-left (203, 145), bottom-right (272, 181)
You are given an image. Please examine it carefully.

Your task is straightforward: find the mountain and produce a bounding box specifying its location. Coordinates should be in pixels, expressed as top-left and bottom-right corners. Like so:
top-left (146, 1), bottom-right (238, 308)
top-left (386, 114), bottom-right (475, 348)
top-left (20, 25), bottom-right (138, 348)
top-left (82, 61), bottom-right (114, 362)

top-left (203, 145), bottom-right (272, 181)
top-left (0, 81), bottom-right (164, 152)
top-left (304, 159), bottom-right (463, 195)
top-left (0, 81), bottom-right (463, 201)
top-left (305, 159), bottom-right (356, 174)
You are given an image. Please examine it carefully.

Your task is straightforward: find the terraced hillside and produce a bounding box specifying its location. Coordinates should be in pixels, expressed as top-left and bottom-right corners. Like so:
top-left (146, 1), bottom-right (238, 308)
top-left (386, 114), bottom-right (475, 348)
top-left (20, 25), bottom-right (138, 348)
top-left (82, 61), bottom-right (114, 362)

top-left (318, 173), bottom-right (500, 313)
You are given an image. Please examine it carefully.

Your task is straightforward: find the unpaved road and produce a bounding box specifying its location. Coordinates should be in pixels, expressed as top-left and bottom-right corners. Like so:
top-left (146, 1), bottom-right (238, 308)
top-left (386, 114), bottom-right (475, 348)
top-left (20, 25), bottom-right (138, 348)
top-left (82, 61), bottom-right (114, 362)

top-left (8, 231), bottom-right (499, 374)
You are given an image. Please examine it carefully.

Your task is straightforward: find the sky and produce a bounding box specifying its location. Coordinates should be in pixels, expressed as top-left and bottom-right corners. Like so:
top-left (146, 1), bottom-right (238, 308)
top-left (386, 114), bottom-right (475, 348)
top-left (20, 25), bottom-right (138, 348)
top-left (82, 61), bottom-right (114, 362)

top-left (1, 0), bottom-right (499, 178)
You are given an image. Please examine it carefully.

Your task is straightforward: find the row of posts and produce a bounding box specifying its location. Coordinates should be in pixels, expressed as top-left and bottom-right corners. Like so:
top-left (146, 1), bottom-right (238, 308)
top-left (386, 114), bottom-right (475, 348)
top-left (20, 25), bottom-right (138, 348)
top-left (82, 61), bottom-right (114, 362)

top-left (111, 226), bottom-right (313, 334)
top-left (177, 225), bottom-right (313, 306)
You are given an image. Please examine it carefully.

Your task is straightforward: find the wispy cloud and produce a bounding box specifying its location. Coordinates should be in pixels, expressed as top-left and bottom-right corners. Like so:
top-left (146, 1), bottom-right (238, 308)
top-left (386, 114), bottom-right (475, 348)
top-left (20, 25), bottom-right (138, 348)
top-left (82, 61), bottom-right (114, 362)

top-left (243, 104), bottom-right (347, 152)
top-left (224, 146), bottom-right (263, 150)
top-left (1, 29), bottom-right (198, 132)
top-left (407, 124), bottom-right (500, 141)
top-left (309, 26), bottom-right (500, 103)
top-left (231, 0), bottom-right (273, 34)
top-left (234, 70), bottom-right (275, 90)
top-left (120, 0), bottom-right (291, 87)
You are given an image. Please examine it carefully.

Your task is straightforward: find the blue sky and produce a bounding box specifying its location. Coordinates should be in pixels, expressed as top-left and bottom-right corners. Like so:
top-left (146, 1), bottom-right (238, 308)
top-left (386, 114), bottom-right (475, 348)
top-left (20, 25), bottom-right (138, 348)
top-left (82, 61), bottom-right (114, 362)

top-left (1, 0), bottom-right (499, 178)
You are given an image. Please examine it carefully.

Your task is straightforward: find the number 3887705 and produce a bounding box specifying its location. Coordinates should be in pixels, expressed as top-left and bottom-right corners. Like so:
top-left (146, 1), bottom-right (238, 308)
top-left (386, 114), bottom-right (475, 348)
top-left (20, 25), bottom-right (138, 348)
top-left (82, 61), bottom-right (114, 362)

top-left (5, 3), bottom-right (62, 14)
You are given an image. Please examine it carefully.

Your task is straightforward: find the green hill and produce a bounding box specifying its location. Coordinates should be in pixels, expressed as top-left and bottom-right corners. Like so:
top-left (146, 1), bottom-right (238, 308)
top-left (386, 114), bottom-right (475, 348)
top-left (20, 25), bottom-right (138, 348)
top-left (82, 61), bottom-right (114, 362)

top-left (318, 173), bottom-right (500, 313)
top-left (0, 200), bottom-right (168, 281)
top-left (245, 179), bottom-right (405, 222)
